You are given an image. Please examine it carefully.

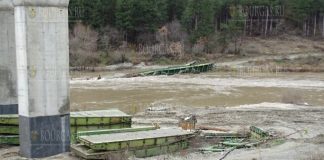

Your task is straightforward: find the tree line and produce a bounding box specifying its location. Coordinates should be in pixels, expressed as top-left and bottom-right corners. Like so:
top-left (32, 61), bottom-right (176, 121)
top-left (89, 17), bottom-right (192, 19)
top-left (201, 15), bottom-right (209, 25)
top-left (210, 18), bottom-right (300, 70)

top-left (68, 0), bottom-right (324, 67)
top-left (69, 0), bottom-right (324, 42)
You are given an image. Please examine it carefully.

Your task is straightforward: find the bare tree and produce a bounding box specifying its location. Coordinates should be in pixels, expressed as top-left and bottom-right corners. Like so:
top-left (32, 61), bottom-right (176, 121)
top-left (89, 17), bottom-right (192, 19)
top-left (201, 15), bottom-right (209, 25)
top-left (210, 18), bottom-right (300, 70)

top-left (322, 15), bottom-right (324, 37)
top-left (69, 23), bottom-right (99, 69)
top-left (265, 7), bottom-right (269, 37)
top-left (98, 25), bottom-right (123, 51)
top-left (314, 13), bottom-right (317, 37)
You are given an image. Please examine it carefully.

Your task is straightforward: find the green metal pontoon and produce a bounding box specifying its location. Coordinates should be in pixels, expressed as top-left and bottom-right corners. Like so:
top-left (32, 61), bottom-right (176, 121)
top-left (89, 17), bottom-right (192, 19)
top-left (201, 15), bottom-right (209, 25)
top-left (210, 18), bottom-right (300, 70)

top-left (129, 62), bottom-right (214, 77)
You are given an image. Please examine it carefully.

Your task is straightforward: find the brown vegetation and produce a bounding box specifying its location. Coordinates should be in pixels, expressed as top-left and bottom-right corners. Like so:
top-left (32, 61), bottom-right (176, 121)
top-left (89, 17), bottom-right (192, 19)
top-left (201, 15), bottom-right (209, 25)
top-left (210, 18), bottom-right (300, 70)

top-left (69, 23), bottom-right (99, 69)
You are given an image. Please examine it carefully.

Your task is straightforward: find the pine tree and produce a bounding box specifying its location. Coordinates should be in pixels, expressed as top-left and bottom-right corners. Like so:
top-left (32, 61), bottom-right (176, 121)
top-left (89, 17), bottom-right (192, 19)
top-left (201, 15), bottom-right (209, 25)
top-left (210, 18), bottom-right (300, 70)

top-left (115, 0), bottom-right (134, 41)
top-left (182, 0), bottom-right (216, 42)
top-left (115, 0), bottom-right (134, 32)
top-left (132, 0), bottom-right (159, 32)
top-left (219, 3), bottom-right (246, 54)
top-left (166, 0), bottom-right (187, 21)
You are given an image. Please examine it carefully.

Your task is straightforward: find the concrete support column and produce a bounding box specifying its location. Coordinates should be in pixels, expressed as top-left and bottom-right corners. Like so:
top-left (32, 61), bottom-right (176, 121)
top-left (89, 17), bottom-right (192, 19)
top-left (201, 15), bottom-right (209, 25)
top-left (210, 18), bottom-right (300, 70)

top-left (0, 1), bottom-right (18, 114)
top-left (13, 0), bottom-right (70, 158)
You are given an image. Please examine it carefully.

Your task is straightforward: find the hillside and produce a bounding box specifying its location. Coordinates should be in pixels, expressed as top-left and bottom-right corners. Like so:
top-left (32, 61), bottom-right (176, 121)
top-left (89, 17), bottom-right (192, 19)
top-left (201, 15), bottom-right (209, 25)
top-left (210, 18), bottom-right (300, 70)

top-left (68, 0), bottom-right (324, 69)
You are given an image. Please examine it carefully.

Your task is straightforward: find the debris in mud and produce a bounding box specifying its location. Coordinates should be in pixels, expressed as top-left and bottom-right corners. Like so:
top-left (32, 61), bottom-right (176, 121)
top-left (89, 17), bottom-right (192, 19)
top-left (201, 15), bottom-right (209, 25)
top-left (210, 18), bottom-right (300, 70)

top-left (146, 105), bottom-right (170, 112)
top-left (179, 114), bottom-right (197, 130)
top-left (199, 126), bottom-right (230, 132)
top-left (198, 126), bottom-right (272, 154)
top-left (197, 125), bottom-right (317, 160)
top-left (250, 126), bottom-right (269, 139)
top-left (145, 103), bottom-right (176, 115)
top-left (301, 134), bottom-right (324, 145)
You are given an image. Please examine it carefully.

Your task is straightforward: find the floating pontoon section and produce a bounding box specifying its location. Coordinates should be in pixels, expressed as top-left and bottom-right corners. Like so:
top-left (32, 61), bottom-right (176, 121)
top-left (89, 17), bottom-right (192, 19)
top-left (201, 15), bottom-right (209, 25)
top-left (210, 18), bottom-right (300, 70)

top-left (71, 141), bottom-right (188, 159)
top-left (0, 109), bottom-right (132, 144)
top-left (70, 109), bottom-right (131, 126)
top-left (72, 128), bottom-right (194, 159)
top-left (78, 128), bottom-right (193, 151)
top-left (76, 126), bottom-right (158, 138)
top-left (0, 109), bottom-right (131, 126)
top-left (128, 62), bottom-right (214, 77)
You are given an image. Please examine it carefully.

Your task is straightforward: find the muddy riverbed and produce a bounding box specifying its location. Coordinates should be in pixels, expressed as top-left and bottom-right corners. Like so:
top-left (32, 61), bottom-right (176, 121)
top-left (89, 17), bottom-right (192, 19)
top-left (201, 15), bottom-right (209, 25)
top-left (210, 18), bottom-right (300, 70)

top-left (69, 71), bottom-right (324, 160)
top-left (1, 70), bottom-right (324, 160)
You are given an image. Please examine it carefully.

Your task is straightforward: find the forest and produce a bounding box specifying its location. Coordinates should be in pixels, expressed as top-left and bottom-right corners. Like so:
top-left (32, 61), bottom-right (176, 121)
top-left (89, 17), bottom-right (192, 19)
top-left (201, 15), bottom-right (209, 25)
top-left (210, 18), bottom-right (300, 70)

top-left (68, 0), bottom-right (324, 67)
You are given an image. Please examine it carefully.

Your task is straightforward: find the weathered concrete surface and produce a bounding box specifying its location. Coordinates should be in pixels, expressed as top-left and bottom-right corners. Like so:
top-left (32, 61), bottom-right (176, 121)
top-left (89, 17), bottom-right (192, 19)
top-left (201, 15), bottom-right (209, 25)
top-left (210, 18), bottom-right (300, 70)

top-left (0, 1), bottom-right (18, 114)
top-left (13, 0), bottom-right (70, 158)
top-left (19, 114), bottom-right (70, 158)
top-left (0, 0), bottom-right (13, 9)
top-left (15, 4), bottom-right (70, 118)
top-left (14, 4), bottom-right (70, 116)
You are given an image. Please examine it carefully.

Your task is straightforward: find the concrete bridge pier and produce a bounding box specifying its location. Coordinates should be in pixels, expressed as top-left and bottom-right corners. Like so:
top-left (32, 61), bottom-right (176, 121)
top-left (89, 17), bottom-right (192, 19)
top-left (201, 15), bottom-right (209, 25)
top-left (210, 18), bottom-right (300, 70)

top-left (13, 0), bottom-right (71, 158)
top-left (0, 1), bottom-right (18, 114)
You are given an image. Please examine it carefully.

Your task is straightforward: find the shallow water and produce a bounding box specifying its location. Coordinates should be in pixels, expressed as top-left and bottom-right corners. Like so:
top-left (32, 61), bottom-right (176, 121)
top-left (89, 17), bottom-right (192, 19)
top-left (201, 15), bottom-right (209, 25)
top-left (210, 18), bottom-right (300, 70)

top-left (70, 71), bottom-right (324, 114)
